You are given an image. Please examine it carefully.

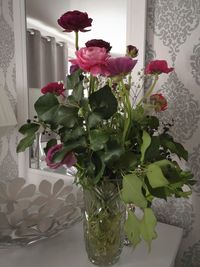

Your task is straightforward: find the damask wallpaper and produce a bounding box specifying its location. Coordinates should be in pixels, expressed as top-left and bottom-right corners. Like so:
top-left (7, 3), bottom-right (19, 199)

top-left (146, 0), bottom-right (200, 266)
top-left (0, 0), bottom-right (200, 265)
top-left (0, 0), bottom-right (18, 181)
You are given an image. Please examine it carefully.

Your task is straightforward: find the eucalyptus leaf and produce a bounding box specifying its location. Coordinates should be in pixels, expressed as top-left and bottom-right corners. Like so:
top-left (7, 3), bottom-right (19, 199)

top-left (146, 164), bottom-right (169, 188)
top-left (141, 130), bottom-right (151, 163)
top-left (121, 173), bottom-right (147, 208)
top-left (124, 210), bottom-right (141, 247)
top-left (140, 208), bottom-right (157, 251)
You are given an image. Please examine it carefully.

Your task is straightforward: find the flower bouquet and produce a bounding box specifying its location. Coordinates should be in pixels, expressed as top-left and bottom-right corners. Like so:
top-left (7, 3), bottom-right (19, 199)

top-left (17, 10), bottom-right (194, 266)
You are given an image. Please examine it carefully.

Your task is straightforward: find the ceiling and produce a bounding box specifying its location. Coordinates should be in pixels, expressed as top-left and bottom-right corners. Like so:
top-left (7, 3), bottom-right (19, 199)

top-left (25, 0), bottom-right (127, 55)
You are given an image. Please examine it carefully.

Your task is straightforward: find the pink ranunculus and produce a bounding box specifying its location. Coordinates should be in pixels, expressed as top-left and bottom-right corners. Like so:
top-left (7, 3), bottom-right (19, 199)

top-left (70, 47), bottom-right (110, 76)
top-left (145, 60), bottom-right (174, 75)
top-left (150, 93), bottom-right (168, 112)
top-left (105, 57), bottom-right (137, 77)
top-left (41, 82), bottom-right (65, 97)
top-left (46, 144), bottom-right (77, 169)
top-left (57, 10), bottom-right (92, 32)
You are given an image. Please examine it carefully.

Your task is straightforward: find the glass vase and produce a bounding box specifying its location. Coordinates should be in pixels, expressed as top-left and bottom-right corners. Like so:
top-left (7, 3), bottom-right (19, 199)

top-left (83, 182), bottom-right (126, 266)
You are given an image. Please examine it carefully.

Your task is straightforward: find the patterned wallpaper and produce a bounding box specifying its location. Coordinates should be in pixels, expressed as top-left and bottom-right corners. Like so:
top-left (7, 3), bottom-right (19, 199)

top-left (0, 0), bottom-right (200, 265)
top-left (146, 0), bottom-right (200, 266)
top-left (0, 0), bottom-right (18, 181)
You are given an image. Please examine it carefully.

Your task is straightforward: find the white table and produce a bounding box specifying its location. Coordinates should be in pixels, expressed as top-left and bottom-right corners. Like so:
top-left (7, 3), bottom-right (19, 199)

top-left (0, 222), bottom-right (182, 267)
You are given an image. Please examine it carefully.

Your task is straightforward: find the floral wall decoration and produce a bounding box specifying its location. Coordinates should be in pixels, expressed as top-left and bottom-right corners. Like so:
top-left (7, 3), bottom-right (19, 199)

top-left (146, 0), bottom-right (200, 266)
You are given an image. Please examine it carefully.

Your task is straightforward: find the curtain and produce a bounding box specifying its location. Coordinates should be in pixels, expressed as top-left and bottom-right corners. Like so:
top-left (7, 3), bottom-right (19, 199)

top-left (26, 29), bottom-right (67, 88)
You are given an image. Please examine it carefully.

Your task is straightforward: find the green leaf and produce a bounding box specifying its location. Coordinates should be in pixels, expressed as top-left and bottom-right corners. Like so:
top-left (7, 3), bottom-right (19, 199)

top-left (89, 85), bottom-right (118, 120)
top-left (124, 210), bottom-right (141, 247)
top-left (66, 69), bottom-right (83, 90)
top-left (132, 105), bottom-right (145, 122)
top-left (144, 136), bottom-right (160, 162)
top-left (52, 137), bottom-right (86, 163)
top-left (141, 130), bottom-right (151, 163)
top-left (19, 123), bottom-right (40, 136)
top-left (114, 151), bottom-right (138, 170)
top-left (160, 134), bottom-right (188, 161)
top-left (102, 140), bottom-right (124, 164)
top-left (34, 93), bottom-right (59, 123)
top-left (140, 208), bottom-right (157, 251)
top-left (56, 106), bottom-right (78, 128)
top-left (87, 112), bottom-right (102, 128)
top-left (44, 139), bottom-right (57, 155)
top-left (89, 129), bottom-right (109, 151)
top-left (121, 173), bottom-right (147, 208)
top-left (17, 135), bottom-right (35, 153)
top-left (146, 163), bottom-right (169, 188)
top-left (91, 153), bottom-right (105, 184)
top-left (60, 127), bottom-right (85, 142)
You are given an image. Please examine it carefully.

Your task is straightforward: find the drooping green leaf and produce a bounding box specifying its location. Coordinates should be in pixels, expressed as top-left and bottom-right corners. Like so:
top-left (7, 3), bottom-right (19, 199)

top-left (89, 85), bottom-right (118, 120)
top-left (17, 135), bottom-right (35, 153)
top-left (121, 173), bottom-right (147, 208)
top-left (55, 106), bottom-right (78, 128)
top-left (43, 139), bottom-right (57, 155)
top-left (89, 129), bottom-right (109, 151)
top-left (34, 93), bottom-right (59, 123)
top-left (140, 208), bottom-right (157, 251)
top-left (160, 134), bottom-right (188, 161)
top-left (66, 69), bottom-right (83, 90)
top-left (146, 163), bottom-right (169, 188)
top-left (19, 123), bottom-right (40, 136)
top-left (124, 210), bottom-right (141, 247)
top-left (141, 130), bottom-right (151, 163)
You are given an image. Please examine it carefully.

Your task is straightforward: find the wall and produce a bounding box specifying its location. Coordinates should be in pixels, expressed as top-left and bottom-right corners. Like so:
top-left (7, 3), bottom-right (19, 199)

top-left (146, 0), bottom-right (200, 266)
top-left (0, 0), bottom-right (18, 181)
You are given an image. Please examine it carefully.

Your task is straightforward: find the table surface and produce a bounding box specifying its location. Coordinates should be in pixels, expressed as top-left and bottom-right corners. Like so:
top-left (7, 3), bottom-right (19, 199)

top-left (0, 222), bottom-right (183, 267)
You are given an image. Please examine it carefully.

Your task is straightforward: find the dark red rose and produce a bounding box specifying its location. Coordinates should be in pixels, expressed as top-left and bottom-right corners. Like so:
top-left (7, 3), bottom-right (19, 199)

top-left (150, 93), bottom-right (168, 112)
top-left (57, 10), bottom-right (92, 32)
top-left (145, 60), bottom-right (174, 75)
top-left (85, 39), bottom-right (112, 52)
top-left (41, 82), bottom-right (65, 97)
top-left (126, 45), bottom-right (138, 58)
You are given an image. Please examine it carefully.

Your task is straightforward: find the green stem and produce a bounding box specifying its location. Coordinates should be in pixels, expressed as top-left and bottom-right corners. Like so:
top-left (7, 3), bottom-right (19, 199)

top-left (89, 74), bottom-right (95, 95)
top-left (138, 74), bottom-right (159, 105)
top-left (75, 31), bottom-right (79, 50)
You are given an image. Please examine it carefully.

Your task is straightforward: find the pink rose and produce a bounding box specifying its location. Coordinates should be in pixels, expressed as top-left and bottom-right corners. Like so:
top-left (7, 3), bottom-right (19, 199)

top-left (105, 57), bottom-right (137, 77)
top-left (150, 93), bottom-right (168, 112)
top-left (45, 144), bottom-right (77, 169)
top-left (145, 60), bottom-right (174, 75)
top-left (70, 47), bottom-right (110, 76)
top-left (41, 82), bottom-right (65, 97)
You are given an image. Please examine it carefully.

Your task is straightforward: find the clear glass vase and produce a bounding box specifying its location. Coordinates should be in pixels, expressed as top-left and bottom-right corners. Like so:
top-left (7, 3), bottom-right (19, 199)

top-left (83, 182), bottom-right (126, 266)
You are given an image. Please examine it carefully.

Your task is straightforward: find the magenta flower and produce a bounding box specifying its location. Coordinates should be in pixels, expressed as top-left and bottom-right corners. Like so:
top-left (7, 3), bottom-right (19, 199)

top-left (41, 82), bottom-right (65, 97)
top-left (70, 47), bottom-right (110, 76)
top-left (105, 57), bottom-right (137, 77)
top-left (85, 39), bottom-right (112, 52)
top-left (57, 10), bottom-right (92, 32)
top-left (46, 144), bottom-right (77, 169)
top-left (145, 60), bottom-right (174, 75)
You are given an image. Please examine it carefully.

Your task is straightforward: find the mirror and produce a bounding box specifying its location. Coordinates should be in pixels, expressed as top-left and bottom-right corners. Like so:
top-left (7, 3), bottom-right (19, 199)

top-left (13, 0), bottom-right (147, 179)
